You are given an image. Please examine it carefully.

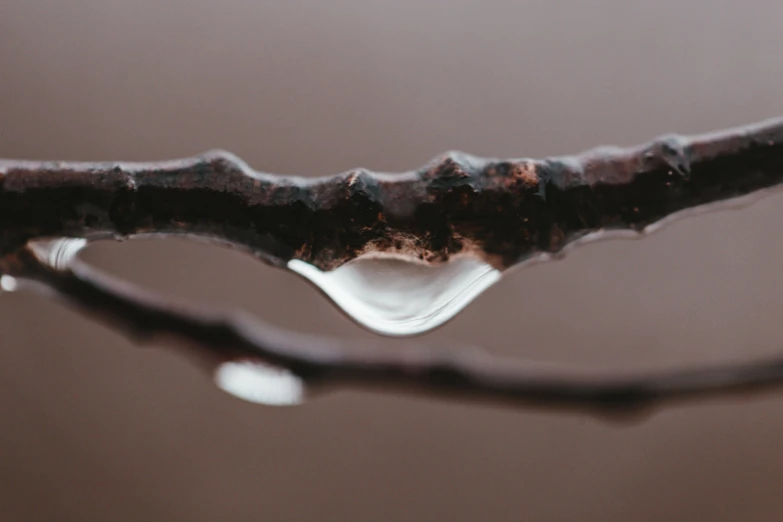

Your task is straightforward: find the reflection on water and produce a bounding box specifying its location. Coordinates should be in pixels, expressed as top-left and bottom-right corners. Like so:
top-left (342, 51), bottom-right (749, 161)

top-left (28, 237), bottom-right (89, 270)
top-left (0, 275), bottom-right (18, 292)
top-left (288, 254), bottom-right (501, 336)
top-left (214, 360), bottom-right (305, 406)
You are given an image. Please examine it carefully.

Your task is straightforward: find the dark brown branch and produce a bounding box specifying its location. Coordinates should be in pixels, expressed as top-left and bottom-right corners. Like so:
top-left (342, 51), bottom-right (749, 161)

top-left (2, 117), bottom-right (783, 270)
top-left (3, 117), bottom-right (783, 417)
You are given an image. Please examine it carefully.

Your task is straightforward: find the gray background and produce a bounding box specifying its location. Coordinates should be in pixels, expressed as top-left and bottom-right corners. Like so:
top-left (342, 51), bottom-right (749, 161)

top-left (2, 1), bottom-right (783, 520)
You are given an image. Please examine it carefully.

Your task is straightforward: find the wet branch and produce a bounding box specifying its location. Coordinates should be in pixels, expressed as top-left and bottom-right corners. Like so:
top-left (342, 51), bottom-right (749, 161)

top-left (3, 116), bottom-right (783, 417)
top-left (8, 247), bottom-right (783, 419)
top-left (2, 117), bottom-right (783, 270)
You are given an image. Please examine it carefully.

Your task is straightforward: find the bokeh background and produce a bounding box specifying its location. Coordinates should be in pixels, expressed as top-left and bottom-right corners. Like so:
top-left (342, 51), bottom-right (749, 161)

top-left (3, 1), bottom-right (783, 520)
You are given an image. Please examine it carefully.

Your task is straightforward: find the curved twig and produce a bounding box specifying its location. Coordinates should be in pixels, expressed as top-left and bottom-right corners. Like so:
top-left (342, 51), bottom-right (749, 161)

top-left (4, 247), bottom-right (783, 419)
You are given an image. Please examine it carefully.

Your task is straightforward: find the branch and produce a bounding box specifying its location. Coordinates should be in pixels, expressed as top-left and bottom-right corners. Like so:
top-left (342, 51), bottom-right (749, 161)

top-left (8, 247), bottom-right (783, 419)
top-left (2, 116), bottom-right (783, 417)
top-left (2, 117), bottom-right (783, 270)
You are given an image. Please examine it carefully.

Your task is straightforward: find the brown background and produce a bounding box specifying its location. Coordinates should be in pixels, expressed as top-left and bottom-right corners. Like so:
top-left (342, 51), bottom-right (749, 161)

top-left (2, 1), bottom-right (783, 520)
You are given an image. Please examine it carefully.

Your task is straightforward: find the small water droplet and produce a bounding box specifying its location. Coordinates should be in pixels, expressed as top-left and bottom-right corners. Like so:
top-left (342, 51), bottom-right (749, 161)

top-left (28, 238), bottom-right (88, 270)
top-left (214, 360), bottom-right (305, 406)
top-left (0, 275), bottom-right (18, 292)
top-left (288, 254), bottom-right (501, 336)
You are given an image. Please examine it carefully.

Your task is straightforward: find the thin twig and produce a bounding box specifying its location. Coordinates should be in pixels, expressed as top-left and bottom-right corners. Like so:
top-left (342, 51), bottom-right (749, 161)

top-left (2, 117), bottom-right (783, 417)
top-left (10, 248), bottom-right (783, 419)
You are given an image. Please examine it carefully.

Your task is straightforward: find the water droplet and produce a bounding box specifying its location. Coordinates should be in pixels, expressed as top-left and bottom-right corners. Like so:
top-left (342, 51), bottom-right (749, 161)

top-left (0, 275), bottom-right (18, 292)
top-left (214, 360), bottom-right (305, 406)
top-left (28, 237), bottom-right (88, 270)
top-left (288, 254), bottom-right (501, 336)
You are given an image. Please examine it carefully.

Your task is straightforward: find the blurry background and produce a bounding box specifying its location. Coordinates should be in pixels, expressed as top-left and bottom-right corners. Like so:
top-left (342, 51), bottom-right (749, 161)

top-left (2, 1), bottom-right (783, 520)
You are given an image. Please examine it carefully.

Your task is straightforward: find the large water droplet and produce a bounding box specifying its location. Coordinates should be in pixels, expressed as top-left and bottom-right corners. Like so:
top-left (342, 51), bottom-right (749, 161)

top-left (214, 360), bottom-right (305, 406)
top-left (288, 254), bottom-right (501, 336)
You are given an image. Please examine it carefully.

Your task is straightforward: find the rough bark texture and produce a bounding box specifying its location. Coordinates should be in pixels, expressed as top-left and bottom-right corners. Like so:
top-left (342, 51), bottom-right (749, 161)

top-left (2, 117), bottom-right (782, 271)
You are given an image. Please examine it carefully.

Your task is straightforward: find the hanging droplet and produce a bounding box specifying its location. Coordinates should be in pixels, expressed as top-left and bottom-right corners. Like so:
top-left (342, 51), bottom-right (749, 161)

top-left (214, 360), bottom-right (306, 406)
top-left (0, 275), bottom-right (18, 292)
top-left (28, 237), bottom-right (89, 270)
top-left (288, 254), bottom-right (501, 336)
